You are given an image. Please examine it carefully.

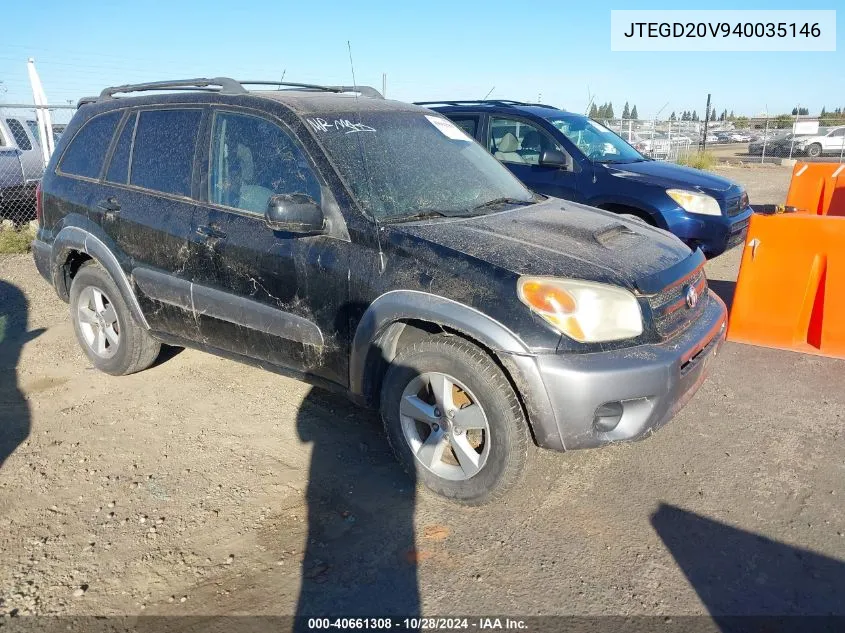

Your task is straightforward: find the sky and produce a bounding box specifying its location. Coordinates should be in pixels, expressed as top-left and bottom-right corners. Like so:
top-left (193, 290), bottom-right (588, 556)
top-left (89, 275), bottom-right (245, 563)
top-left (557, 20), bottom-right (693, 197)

top-left (1, 0), bottom-right (842, 120)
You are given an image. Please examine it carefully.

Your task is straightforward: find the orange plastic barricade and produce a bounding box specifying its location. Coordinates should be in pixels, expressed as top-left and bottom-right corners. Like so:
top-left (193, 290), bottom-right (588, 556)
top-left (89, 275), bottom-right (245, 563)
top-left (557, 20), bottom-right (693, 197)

top-left (727, 213), bottom-right (845, 359)
top-left (784, 162), bottom-right (845, 217)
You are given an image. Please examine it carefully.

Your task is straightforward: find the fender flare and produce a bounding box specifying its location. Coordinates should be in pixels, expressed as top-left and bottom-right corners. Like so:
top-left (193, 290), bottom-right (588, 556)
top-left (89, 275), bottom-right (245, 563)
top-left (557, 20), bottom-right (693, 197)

top-left (51, 225), bottom-right (150, 329)
top-left (348, 289), bottom-right (565, 450)
top-left (349, 289), bottom-right (530, 397)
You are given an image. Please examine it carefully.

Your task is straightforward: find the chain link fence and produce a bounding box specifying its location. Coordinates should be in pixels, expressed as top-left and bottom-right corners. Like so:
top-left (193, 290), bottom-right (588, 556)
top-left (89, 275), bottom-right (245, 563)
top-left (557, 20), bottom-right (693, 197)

top-left (0, 105), bottom-right (74, 230)
top-left (599, 116), bottom-right (845, 164)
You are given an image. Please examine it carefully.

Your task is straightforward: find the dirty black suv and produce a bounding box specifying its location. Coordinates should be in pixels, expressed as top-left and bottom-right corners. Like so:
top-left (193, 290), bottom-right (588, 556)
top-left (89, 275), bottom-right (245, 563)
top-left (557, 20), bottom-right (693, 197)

top-left (33, 78), bottom-right (727, 504)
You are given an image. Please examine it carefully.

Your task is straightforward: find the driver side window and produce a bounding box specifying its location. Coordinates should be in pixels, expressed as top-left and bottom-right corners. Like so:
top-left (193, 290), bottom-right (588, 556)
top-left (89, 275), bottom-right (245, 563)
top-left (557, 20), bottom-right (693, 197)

top-left (209, 111), bottom-right (321, 214)
top-left (487, 117), bottom-right (565, 166)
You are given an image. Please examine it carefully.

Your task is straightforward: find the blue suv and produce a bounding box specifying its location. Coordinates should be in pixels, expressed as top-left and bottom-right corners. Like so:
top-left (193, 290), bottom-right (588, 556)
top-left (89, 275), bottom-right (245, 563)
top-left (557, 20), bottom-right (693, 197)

top-left (420, 100), bottom-right (753, 257)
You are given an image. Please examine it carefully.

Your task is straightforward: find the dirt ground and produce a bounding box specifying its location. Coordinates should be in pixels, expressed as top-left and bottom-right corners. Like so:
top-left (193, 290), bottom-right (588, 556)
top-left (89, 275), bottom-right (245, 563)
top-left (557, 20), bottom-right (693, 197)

top-left (1, 164), bottom-right (843, 621)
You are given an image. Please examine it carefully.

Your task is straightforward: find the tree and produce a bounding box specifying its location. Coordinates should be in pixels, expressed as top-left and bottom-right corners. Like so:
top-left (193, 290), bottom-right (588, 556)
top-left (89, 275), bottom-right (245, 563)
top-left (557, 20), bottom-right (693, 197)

top-left (630, 105), bottom-right (638, 119)
top-left (710, 109), bottom-right (716, 121)
top-left (606, 102), bottom-right (614, 119)
top-left (774, 114), bottom-right (792, 129)
top-left (821, 106), bottom-right (827, 117)
top-left (734, 116), bottom-right (749, 128)
top-left (589, 103), bottom-right (598, 118)
top-left (622, 102), bottom-right (630, 119)
top-left (692, 110), bottom-right (698, 121)
top-left (729, 110), bottom-right (735, 120)
top-left (670, 111), bottom-right (677, 121)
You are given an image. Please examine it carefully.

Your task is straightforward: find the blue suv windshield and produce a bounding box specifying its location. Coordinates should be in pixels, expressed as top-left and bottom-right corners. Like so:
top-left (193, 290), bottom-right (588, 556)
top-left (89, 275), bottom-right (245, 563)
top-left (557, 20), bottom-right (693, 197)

top-left (546, 114), bottom-right (645, 164)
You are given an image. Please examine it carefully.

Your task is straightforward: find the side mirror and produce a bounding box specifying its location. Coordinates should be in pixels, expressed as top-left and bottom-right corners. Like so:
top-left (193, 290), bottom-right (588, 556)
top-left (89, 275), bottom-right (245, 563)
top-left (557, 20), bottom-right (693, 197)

top-left (264, 194), bottom-right (325, 234)
top-left (539, 148), bottom-right (570, 170)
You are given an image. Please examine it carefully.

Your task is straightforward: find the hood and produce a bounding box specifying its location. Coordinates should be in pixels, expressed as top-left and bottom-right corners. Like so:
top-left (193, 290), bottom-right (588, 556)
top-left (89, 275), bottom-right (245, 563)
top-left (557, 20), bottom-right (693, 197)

top-left (603, 159), bottom-right (736, 194)
top-left (388, 198), bottom-right (692, 290)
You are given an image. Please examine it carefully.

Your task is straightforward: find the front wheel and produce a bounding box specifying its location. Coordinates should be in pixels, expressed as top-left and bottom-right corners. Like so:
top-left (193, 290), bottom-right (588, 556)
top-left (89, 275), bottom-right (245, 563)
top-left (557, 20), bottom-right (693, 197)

top-left (380, 335), bottom-right (530, 505)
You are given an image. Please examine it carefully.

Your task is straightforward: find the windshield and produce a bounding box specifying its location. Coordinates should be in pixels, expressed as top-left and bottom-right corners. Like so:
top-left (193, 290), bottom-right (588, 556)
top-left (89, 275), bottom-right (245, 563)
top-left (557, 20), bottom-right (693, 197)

top-left (546, 114), bottom-right (645, 163)
top-left (305, 110), bottom-right (534, 221)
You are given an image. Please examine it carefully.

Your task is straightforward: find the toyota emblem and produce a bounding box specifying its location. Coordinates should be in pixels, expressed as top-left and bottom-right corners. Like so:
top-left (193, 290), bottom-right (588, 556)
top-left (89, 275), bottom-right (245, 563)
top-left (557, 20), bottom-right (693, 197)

top-left (685, 285), bottom-right (699, 309)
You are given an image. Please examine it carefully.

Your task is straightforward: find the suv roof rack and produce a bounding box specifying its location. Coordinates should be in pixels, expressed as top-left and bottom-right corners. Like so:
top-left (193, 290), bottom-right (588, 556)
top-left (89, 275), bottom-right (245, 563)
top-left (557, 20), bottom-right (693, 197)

top-left (77, 77), bottom-right (383, 108)
top-left (414, 99), bottom-right (560, 109)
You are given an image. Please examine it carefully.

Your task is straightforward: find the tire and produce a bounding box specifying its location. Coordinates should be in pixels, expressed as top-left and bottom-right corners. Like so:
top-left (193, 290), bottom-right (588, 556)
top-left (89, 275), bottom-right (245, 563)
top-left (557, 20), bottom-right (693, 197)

top-left (806, 143), bottom-right (822, 158)
top-left (69, 261), bottom-right (160, 376)
top-left (380, 335), bottom-right (530, 505)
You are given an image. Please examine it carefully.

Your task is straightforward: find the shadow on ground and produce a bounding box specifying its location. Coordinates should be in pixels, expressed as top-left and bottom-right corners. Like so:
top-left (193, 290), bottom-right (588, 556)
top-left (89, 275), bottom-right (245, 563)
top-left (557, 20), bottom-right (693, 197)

top-left (708, 280), bottom-right (736, 311)
top-left (0, 280), bottom-right (42, 469)
top-left (294, 386), bottom-right (420, 623)
top-left (652, 503), bottom-right (845, 618)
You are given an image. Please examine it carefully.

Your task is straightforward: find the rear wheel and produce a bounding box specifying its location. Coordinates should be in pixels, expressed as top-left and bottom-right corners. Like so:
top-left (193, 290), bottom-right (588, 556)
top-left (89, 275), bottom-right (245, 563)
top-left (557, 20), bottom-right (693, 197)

top-left (806, 143), bottom-right (823, 158)
top-left (70, 261), bottom-right (160, 376)
top-left (380, 335), bottom-right (530, 505)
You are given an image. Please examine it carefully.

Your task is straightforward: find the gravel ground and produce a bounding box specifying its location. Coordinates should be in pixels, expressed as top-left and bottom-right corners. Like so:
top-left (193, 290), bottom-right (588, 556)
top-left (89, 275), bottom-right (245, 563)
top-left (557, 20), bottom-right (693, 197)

top-left (1, 165), bottom-right (843, 621)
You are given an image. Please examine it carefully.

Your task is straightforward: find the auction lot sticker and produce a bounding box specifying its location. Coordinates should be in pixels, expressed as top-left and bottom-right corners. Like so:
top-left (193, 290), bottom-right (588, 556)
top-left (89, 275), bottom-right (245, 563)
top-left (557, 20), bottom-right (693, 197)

top-left (610, 10), bottom-right (836, 51)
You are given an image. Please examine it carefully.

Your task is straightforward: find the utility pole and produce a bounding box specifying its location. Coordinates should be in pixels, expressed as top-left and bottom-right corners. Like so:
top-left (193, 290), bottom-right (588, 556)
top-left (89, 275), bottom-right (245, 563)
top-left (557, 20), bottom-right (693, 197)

top-left (701, 93), bottom-right (711, 150)
top-left (382, 73), bottom-right (387, 98)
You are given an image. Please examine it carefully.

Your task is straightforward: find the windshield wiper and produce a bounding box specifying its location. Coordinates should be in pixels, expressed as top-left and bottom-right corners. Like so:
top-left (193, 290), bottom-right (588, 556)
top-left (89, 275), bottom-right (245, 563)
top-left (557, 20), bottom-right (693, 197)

top-left (469, 197), bottom-right (534, 213)
top-left (383, 210), bottom-right (452, 224)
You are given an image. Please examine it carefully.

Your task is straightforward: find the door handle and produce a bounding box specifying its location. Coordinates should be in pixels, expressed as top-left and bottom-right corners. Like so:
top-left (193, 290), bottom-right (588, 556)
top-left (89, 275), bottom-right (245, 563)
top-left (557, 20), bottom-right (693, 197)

top-left (196, 224), bottom-right (227, 241)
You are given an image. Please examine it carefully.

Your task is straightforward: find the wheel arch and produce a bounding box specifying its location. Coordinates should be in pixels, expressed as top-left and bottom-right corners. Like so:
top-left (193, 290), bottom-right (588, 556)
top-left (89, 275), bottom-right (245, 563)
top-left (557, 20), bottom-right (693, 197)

top-left (51, 225), bottom-right (150, 329)
top-left (349, 290), bottom-right (566, 451)
top-left (595, 201), bottom-right (662, 227)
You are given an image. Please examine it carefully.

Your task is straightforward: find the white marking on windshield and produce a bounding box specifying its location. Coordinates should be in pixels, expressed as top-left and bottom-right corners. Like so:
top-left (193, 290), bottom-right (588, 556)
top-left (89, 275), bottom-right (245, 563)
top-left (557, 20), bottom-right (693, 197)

top-left (306, 117), bottom-right (376, 134)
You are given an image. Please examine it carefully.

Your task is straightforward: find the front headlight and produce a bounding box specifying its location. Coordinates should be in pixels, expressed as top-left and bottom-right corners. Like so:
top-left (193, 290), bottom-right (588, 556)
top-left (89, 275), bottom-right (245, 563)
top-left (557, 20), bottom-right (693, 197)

top-left (517, 277), bottom-right (643, 343)
top-left (666, 189), bottom-right (722, 216)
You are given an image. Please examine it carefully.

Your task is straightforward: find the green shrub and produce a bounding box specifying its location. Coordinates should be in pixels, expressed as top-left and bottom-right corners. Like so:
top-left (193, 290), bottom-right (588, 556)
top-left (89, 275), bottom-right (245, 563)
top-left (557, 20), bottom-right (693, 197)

top-left (0, 225), bottom-right (35, 254)
top-left (677, 151), bottom-right (717, 171)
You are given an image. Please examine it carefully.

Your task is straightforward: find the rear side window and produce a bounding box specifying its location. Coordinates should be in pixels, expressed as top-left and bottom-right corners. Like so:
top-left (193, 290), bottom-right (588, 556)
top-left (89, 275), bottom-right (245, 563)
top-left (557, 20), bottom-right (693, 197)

top-left (130, 109), bottom-right (201, 197)
top-left (59, 111), bottom-right (122, 179)
top-left (106, 113), bottom-right (136, 184)
top-left (6, 119), bottom-right (32, 151)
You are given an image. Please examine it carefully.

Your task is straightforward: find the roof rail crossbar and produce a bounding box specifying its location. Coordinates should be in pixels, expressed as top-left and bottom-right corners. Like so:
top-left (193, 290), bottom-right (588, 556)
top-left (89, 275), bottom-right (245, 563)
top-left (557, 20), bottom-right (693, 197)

top-left (79, 77), bottom-right (384, 108)
top-left (240, 80), bottom-right (383, 99)
top-left (98, 77), bottom-right (247, 100)
top-left (414, 99), bottom-right (559, 109)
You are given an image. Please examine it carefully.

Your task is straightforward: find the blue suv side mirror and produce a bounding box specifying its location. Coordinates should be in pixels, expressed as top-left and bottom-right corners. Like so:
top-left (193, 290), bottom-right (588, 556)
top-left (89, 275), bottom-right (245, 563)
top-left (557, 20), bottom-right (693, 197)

top-left (539, 149), bottom-right (569, 170)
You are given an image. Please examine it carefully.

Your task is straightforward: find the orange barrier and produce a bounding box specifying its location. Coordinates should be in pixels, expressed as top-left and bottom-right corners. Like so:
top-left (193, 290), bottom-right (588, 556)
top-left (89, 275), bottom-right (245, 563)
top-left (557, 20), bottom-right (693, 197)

top-left (784, 162), bottom-right (845, 217)
top-left (727, 213), bottom-right (845, 359)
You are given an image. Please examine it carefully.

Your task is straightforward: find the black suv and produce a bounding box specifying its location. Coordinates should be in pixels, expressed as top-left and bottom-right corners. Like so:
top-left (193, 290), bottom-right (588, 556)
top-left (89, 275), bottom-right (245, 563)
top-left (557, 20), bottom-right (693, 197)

top-left (33, 78), bottom-right (727, 504)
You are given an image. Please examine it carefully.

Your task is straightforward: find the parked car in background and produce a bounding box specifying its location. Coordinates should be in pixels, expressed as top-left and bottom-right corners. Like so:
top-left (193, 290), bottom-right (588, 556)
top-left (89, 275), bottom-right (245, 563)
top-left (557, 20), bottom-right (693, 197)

top-left (420, 100), bottom-right (752, 257)
top-left (747, 132), bottom-right (811, 157)
top-left (0, 115), bottom-right (47, 221)
top-left (33, 78), bottom-right (728, 504)
top-left (792, 126), bottom-right (845, 157)
top-left (728, 132), bottom-right (752, 142)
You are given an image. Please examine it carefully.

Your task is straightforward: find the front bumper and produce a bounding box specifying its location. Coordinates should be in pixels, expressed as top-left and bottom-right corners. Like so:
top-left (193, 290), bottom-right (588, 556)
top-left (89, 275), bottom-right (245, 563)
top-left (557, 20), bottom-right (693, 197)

top-left (668, 207), bottom-right (753, 257)
top-left (506, 290), bottom-right (727, 451)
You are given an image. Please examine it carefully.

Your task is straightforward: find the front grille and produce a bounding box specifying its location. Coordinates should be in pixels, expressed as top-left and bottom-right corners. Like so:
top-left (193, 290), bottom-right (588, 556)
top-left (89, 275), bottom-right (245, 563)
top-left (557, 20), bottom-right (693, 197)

top-left (726, 217), bottom-right (751, 249)
top-left (647, 267), bottom-right (708, 340)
